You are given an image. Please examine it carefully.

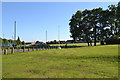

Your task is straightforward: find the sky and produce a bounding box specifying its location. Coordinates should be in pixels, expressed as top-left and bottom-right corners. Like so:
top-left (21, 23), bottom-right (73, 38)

top-left (2, 2), bottom-right (118, 42)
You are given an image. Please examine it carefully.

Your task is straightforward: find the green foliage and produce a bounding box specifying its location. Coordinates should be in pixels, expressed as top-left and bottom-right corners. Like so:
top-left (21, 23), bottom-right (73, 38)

top-left (69, 2), bottom-right (120, 46)
top-left (105, 36), bottom-right (120, 44)
top-left (47, 40), bottom-right (59, 44)
top-left (17, 36), bottom-right (21, 45)
top-left (35, 41), bottom-right (40, 43)
top-left (8, 39), bottom-right (13, 43)
top-left (22, 41), bottom-right (25, 45)
top-left (2, 39), bottom-right (9, 47)
top-left (117, 2), bottom-right (120, 20)
top-left (1, 37), bottom-right (25, 47)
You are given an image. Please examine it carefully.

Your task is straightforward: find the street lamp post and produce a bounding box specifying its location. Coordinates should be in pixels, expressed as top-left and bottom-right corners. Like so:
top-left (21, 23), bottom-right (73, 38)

top-left (46, 30), bottom-right (47, 44)
top-left (58, 25), bottom-right (61, 49)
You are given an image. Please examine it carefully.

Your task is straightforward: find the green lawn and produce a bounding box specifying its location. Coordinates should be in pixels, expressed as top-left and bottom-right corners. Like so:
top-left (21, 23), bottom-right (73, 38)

top-left (50, 42), bottom-right (100, 46)
top-left (2, 44), bottom-right (118, 78)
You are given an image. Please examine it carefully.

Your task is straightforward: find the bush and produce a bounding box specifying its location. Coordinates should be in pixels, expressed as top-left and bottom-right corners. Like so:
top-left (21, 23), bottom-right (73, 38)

top-left (100, 41), bottom-right (104, 45)
top-left (105, 36), bottom-right (120, 44)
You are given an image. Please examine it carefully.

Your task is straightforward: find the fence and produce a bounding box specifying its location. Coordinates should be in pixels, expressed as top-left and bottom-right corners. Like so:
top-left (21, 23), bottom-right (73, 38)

top-left (1, 45), bottom-right (81, 55)
top-left (1, 46), bottom-right (58, 55)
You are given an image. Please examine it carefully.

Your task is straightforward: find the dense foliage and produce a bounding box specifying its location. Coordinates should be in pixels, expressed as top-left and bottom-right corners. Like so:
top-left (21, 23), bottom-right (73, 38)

top-left (0, 36), bottom-right (25, 47)
top-left (69, 2), bottom-right (120, 46)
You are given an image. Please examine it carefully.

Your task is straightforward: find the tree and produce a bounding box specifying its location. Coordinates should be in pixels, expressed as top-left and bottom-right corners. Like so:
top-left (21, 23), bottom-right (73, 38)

top-left (2, 38), bottom-right (8, 47)
top-left (82, 9), bottom-right (93, 46)
top-left (90, 8), bottom-right (101, 46)
top-left (36, 41), bottom-right (40, 44)
top-left (69, 10), bottom-right (83, 42)
top-left (22, 41), bottom-right (25, 45)
top-left (17, 36), bottom-right (21, 45)
top-left (97, 9), bottom-right (110, 45)
top-left (69, 15), bottom-right (78, 42)
top-left (116, 2), bottom-right (120, 37)
top-left (108, 4), bottom-right (117, 37)
top-left (69, 2), bottom-right (120, 46)
top-left (8, 39), bottom-right (13, 43)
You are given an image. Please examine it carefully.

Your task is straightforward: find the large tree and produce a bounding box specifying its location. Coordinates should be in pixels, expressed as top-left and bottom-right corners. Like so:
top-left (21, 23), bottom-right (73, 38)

top-left (108, 4), bottom-right (117, 37)
top-left (69, 10), bottom-right (83, 42)
top-left (116, 2), bottom-right (120, 37)
top-left (82, 9), bottom-right (93, 46)
top-left (69, 2), bottom-right (120, 46)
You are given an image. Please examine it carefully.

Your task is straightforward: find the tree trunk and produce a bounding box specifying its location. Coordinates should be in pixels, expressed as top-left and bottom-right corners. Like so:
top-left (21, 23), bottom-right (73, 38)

top-left (73, 37), bottom-right (77, 43)
top-left (100, 41), bottom-right (104, 45)
top-left (94, 27), bottom-right (96, 46)
top-left (87, 40), bottom-right (89, 46)
top-left (90, 40), bottom-right (92, 46)
top-left (88, 42), bottom-right (89, 46)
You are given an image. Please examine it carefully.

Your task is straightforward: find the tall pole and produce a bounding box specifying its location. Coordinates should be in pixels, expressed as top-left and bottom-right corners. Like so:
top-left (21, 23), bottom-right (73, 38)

top-left (3, 34), bottom-right (4, 39)
top-left (58, 26), bottom-right (60, 47)
top-left (14, 21), bottom-right (16, 41)
top-left (46, 30), bottom-right (47, 44)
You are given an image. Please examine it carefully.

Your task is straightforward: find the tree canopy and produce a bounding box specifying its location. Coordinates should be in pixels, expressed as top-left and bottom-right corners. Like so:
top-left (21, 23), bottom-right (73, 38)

top-left (69, 2), bottom-right (120, 46)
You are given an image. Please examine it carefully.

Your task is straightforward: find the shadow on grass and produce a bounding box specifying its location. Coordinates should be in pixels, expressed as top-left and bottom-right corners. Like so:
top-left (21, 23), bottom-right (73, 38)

top-left (60, 46), bottom-right (87, 48)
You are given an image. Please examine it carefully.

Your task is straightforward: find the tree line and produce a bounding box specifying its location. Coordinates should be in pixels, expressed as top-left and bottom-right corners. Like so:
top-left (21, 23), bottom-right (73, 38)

top-left (0, 36), bottom-right (25, 47)
top-left (69, 2), bottom-right (120, 46)
top-left (46, 40), bottom-right (66, 44)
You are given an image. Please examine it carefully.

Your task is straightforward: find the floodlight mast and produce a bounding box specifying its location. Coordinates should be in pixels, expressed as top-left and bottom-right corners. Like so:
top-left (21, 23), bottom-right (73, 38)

top-left (3, 34), bottom-right (4, 39)
top-left (13, 21), bottom-right (16, 48)
top-left (58, 25), bottom-right (61, 49)
top-left (46, 30), bottom-right (47, 44)
top-left (58, 26), bottom-right (60, 47)
top-left (14, 21), bottom-right (16, 41)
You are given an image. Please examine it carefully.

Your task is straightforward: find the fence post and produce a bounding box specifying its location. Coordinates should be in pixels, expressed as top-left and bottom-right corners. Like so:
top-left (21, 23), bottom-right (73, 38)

top-left (2, 48), bottom-right (4, 54)
top-left (11, 48), bottom-right (14, 54)
top-left (28, 48), bottom-right (30, 52)
top-left (23, 47), bottom-right (25, 52)
top-left (4, 49), bottom-right (7, 55)
top-left (32, 47), bottom-right (34, 51)
top-left (17, 48), bottom-right (19, 52)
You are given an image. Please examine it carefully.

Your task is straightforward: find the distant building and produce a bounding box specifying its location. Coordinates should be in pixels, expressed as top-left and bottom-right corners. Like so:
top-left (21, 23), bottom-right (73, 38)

top-left (35, 42), bottom-right (44, 45)
top-left (66, 40), bottom-right (74, 43)
top-left (25, 42), bottom-right (35, 45)
top-left (35, 42), bottom-right (49, 46)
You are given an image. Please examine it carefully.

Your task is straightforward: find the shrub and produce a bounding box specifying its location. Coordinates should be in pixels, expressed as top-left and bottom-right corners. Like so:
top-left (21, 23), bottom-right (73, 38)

top-left (105, 36), bottom-right (120, 44)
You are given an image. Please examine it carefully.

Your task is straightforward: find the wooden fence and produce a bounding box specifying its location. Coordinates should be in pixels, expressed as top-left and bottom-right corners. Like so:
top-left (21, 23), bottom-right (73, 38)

top-left (1, 46), bottom-right (58, 55)
top-left (1, 45), bottom-right (81, 55)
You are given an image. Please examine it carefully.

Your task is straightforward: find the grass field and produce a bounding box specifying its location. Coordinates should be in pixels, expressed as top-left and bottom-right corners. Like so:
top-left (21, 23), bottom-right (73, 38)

top-left (50, 43), bottom-right (99, 46)
top-left (2, 44), bottom-right (118, 78)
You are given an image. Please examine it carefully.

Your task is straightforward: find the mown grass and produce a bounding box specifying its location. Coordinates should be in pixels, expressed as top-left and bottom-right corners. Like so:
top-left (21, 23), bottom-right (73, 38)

top-left (50, 42), bottom-right (100, 47)
top-left (2, 44), bottom-right (118, 78)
